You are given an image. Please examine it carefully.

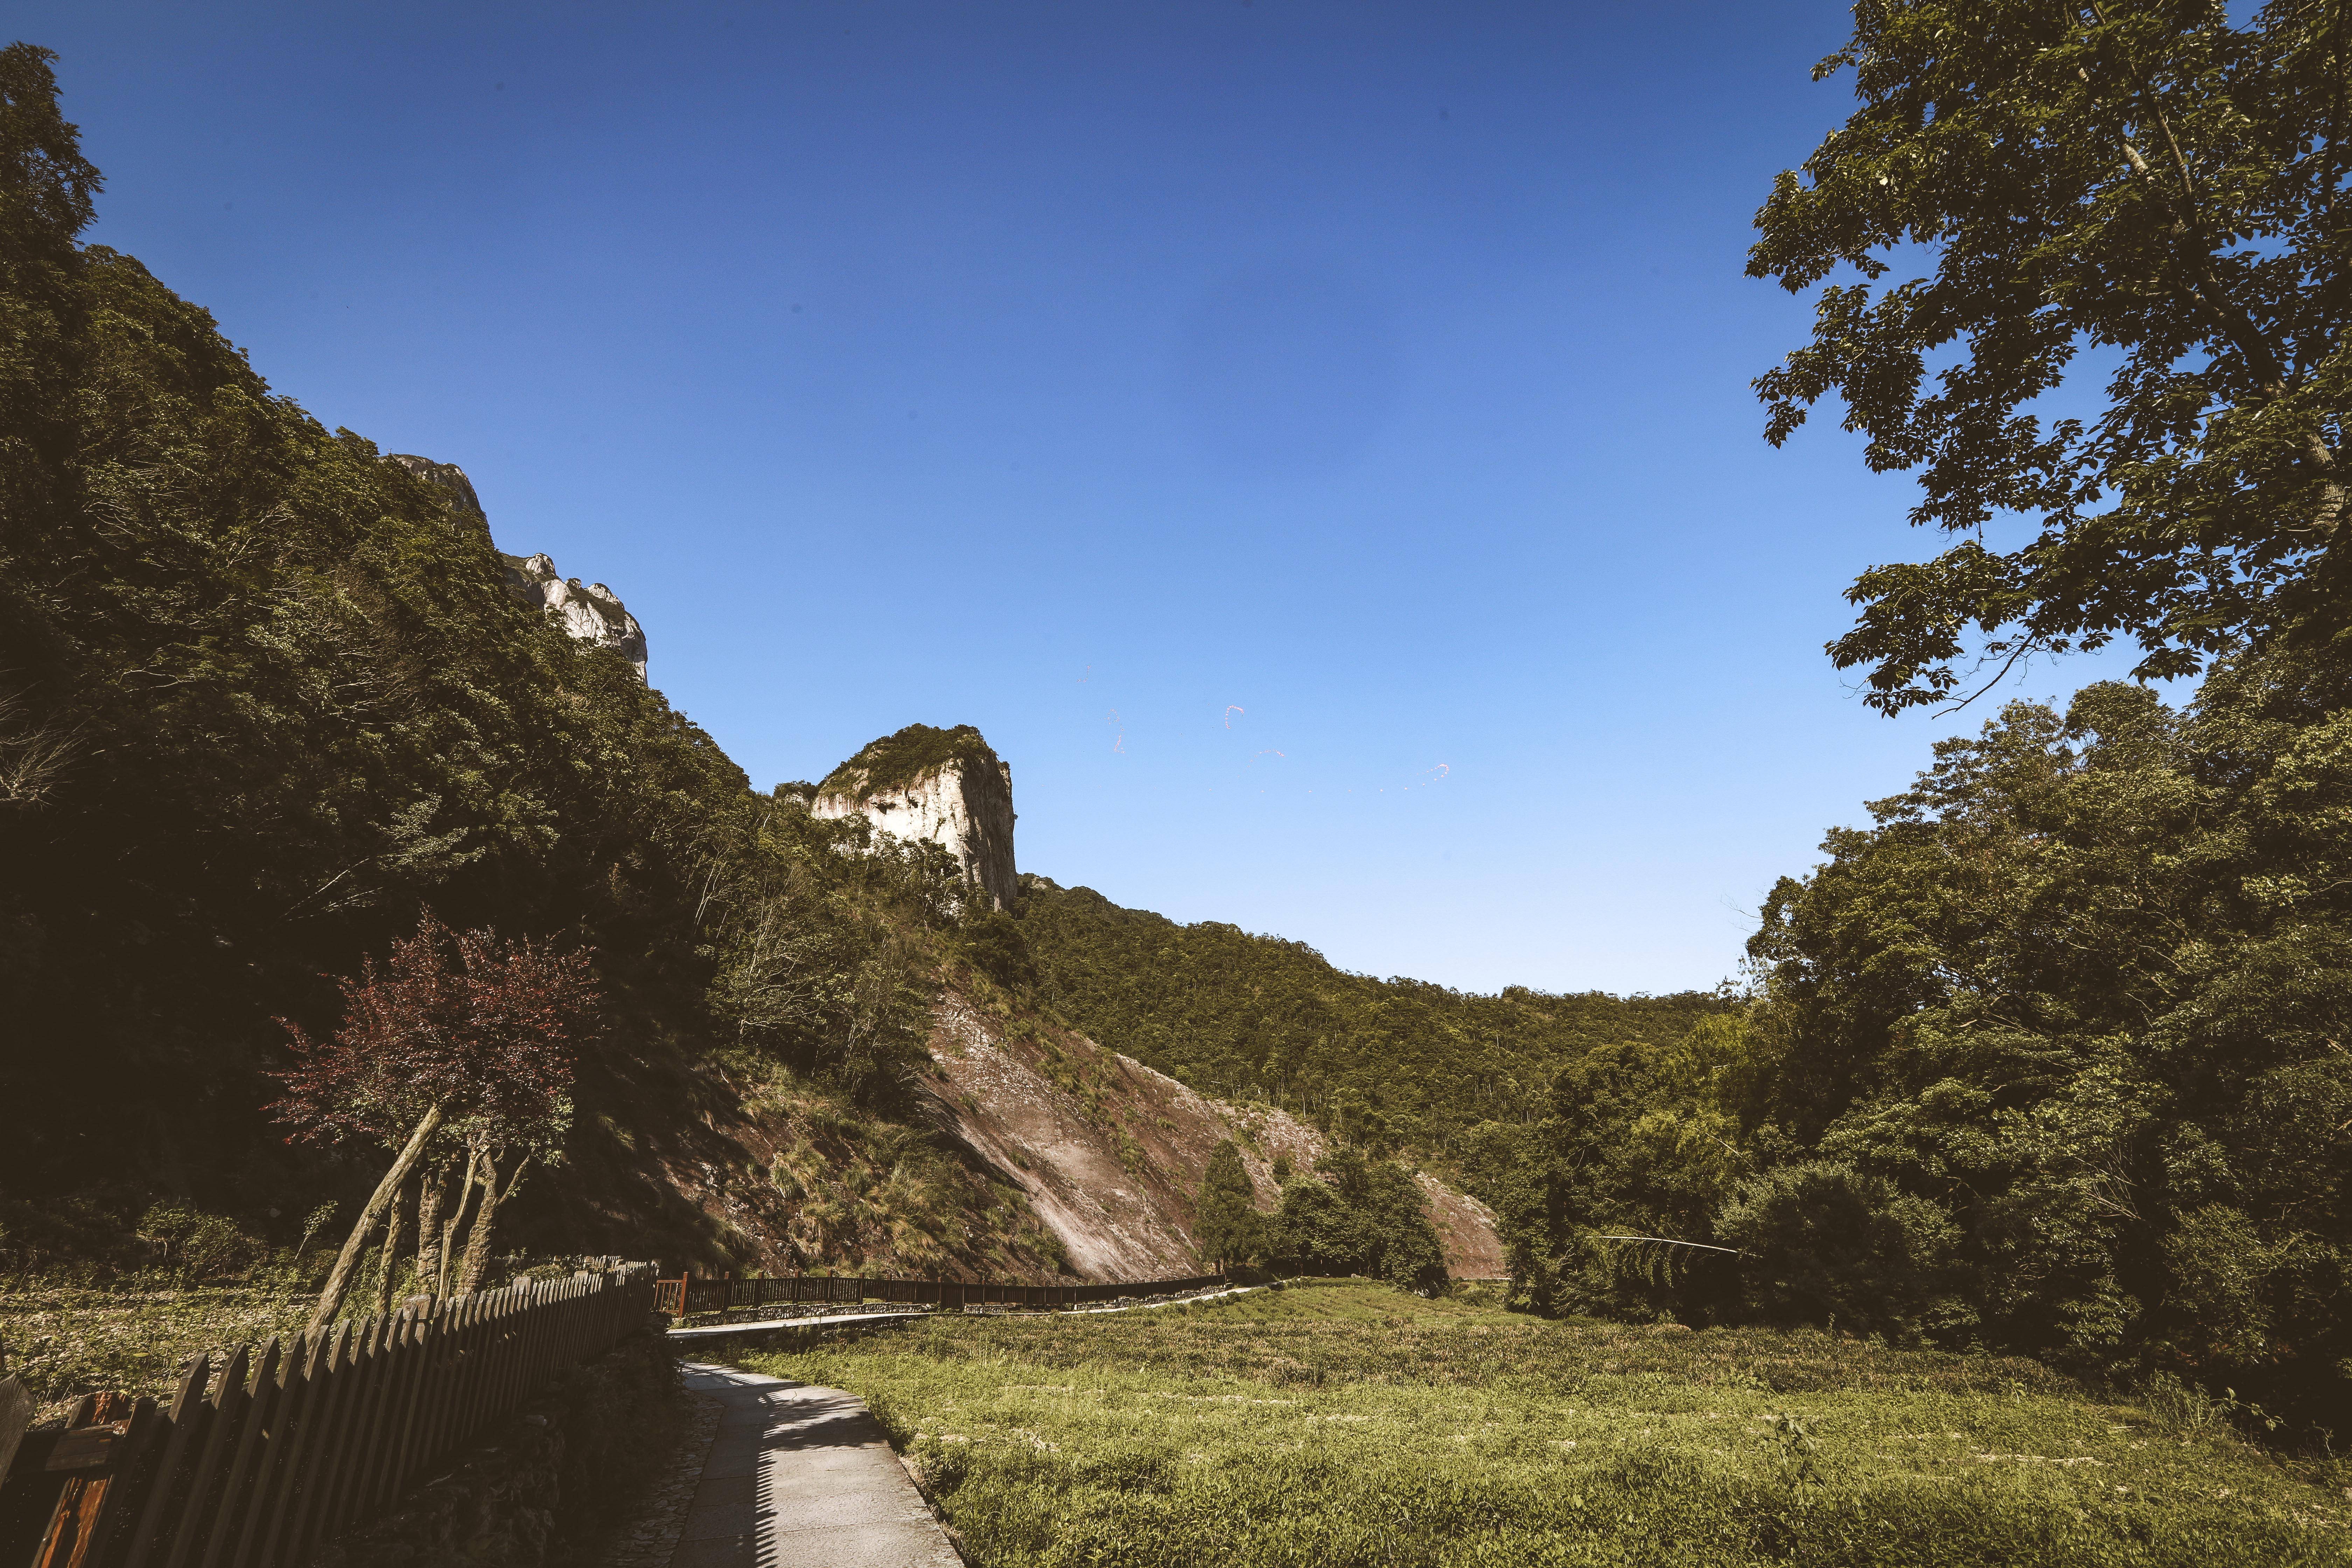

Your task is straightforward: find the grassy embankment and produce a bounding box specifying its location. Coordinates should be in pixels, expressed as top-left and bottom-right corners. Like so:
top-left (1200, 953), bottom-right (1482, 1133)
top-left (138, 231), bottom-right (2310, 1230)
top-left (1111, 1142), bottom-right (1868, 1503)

top-left (734, 1280), bottom-right (2352, 1568)
top-left (1, 1286), bottom-right (314, 1424)
top-left (1, 1259), bottom-right (575, 1424)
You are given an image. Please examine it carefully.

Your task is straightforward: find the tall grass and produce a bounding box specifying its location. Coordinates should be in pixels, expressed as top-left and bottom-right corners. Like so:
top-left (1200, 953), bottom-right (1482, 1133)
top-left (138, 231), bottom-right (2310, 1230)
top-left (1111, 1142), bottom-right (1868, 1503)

top-left (736, 1281), bottom-right (2352, 1567)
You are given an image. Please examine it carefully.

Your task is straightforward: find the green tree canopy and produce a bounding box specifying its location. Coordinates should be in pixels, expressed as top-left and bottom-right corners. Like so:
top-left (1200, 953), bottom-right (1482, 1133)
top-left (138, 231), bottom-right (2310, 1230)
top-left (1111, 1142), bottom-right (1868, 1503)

top-left (1268, 1148), bottom-right (1449, 1295)
top-left (1751, 0), bottom-right (2352, 712)
top-left (1192, 1139), bottom-right (1261, 1271)
top-left (1479, 642), bottom-right (2352, 1427)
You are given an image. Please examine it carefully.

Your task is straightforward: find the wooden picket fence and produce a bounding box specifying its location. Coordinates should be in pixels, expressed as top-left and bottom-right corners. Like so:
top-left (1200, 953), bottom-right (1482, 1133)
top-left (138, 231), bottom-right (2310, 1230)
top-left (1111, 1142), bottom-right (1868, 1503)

top-left (655, 1269), bottom-right (1228, 1318)
top-left (0, 1264), bottom-right (655, 1568)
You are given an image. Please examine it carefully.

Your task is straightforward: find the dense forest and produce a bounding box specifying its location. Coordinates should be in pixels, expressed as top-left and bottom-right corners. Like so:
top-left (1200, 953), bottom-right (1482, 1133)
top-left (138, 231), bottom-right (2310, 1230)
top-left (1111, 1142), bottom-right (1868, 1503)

top-left (1014, 876), bottom-right (1721, 1156)
top-left (1466, 652), bottom-right (2352, 1430)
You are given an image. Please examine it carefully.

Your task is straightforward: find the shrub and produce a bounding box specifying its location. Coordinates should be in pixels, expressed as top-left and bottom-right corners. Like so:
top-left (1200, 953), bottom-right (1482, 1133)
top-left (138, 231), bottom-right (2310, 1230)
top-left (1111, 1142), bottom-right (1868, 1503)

top-left (134, 1201), bottom-right (270, 1282)
top-left (1267, 1149), bottom-right (1448, 1294)
top-left (1715, 1160), bottom-right (1966, 1342)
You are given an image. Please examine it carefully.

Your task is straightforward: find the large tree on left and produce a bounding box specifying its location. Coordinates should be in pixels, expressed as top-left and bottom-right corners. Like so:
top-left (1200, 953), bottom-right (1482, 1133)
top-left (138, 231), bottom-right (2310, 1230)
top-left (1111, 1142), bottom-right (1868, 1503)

top-left (270, 911), bottom-right (594, 1326)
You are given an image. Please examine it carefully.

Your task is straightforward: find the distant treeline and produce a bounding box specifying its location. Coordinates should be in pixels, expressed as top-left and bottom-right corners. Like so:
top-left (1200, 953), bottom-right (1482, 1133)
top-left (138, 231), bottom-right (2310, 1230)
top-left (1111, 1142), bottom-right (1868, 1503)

top-left (1013, 876), bottom-right (1723, 1153)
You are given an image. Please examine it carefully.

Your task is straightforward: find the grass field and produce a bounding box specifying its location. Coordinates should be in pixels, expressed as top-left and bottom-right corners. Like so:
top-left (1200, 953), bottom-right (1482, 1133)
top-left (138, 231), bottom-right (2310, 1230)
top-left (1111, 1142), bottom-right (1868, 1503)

top-left (732, 1280), bottom-right (2352, 1568)
top-left (0, 1259), bottom-right (561, 1424)
top-left (0, 1285), bottom-right (315, 1424)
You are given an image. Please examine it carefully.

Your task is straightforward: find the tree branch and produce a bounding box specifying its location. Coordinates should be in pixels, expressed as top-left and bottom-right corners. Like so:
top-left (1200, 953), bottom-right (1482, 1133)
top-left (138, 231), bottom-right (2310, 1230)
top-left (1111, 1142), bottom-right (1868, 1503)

top-left (1929, 637), bottom-right (2045, 720)
top-left (2077, 7), bottom-right (2344, 528)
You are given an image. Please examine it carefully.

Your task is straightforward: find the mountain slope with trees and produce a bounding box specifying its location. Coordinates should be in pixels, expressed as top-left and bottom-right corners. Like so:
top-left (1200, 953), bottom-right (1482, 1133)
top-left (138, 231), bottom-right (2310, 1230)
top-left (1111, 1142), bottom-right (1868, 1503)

top-left (0, 43), bottom-right (1062, 1284)
top-left (0, 45), bottom-right (1489, 1300)
top-left (1015, 875), bottom-right (1723, 1159)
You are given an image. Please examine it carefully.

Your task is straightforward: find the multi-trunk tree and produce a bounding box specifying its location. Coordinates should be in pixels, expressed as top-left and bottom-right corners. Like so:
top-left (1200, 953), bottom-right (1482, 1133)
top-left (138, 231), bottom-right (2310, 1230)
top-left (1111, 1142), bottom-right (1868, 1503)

top-left (269, 910), bottom-right (596, 1326)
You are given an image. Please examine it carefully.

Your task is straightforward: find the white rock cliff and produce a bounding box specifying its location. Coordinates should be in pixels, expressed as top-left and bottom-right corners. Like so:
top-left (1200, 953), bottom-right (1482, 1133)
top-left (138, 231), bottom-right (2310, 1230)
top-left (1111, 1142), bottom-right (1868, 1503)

top-left (812, 725), bottom-right (1018, 909)
top-left (386, 453), bottom-right (648, 682)
top-left (496, 551), bottom-right (649, 682)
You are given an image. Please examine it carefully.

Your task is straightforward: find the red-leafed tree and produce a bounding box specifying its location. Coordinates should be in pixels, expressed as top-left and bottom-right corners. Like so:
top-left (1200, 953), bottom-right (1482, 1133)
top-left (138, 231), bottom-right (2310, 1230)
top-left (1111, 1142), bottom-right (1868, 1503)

top-left (271, 911), bottom-right (597, 1326)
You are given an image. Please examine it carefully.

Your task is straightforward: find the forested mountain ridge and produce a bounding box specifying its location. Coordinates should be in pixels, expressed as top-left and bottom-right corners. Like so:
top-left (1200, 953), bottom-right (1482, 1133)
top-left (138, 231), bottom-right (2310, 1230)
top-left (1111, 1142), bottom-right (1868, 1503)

top-left (1015, 875), bottom-right (1724, 1161)
top-left (0, 44), bottom-right (1057, 1278)
top-left (0, 47), bottom-right (1496, 1292)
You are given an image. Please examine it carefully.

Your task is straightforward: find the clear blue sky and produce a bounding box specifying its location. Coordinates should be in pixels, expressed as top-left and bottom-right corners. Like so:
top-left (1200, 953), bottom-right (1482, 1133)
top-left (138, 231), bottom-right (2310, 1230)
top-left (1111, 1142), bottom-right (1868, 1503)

top-left (22, 1), bottom-right (2169, 995)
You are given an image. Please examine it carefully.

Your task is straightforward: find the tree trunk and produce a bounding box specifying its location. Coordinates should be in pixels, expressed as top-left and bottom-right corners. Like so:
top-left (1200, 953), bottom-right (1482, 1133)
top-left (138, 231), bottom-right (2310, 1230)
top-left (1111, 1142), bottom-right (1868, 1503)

top-left (438, 1147), bottom-right (485, 1298)
top-left (310, 1103), bottom-right (445, 1331)
top-left (372, 1173), bottom-right (413, 1319)
top-left (413, 1157), bottom-right (454, 1299)
top-left (458, 1149), bottom-right (533, 1295)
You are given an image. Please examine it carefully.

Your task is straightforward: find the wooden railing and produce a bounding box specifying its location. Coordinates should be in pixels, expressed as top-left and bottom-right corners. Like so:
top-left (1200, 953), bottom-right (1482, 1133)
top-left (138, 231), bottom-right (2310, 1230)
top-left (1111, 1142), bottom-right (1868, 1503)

top-left (0, 1265), bottom-right (654, 1568)
top-left (655, 1270), bottom-right (1228, 1318)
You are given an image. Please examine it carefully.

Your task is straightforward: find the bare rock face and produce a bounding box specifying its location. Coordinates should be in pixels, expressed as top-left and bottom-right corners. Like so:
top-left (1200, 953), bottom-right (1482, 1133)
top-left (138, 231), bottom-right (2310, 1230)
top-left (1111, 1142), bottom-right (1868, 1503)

top-left (919, 989), bottom-right (1506, 1281)
top-left (813, 724), bottom-right (1017, 909)
top-left (385, 454), bottom-right (648, 682)
top-left (385, 453), bottom-right (490, 531)
top-left (496, 551), bottom-right (649, 683)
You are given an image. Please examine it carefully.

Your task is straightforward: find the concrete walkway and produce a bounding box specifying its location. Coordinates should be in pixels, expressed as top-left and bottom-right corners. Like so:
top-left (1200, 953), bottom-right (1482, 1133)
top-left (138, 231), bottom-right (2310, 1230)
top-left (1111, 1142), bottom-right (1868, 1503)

top-left (666, 1285), bottom-right (1262, 1344)
top-left (671, 1363), bottom-right (960, 1568)
top-left (667, 1310), bottom-right (928, 1345)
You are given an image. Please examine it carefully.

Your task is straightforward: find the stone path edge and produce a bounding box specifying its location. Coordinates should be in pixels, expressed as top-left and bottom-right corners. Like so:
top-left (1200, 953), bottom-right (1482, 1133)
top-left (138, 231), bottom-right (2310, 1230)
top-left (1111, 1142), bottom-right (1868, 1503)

top-left (665, 1284), bottom-right (1260, 1343)
top-left (672, 1362), bottom-right (961, 1568)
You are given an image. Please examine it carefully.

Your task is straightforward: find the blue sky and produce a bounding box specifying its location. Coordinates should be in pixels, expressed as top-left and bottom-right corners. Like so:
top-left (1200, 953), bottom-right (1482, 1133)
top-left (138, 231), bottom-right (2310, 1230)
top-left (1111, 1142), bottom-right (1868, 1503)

top-left (22, 1), bottom-right (2171, 995)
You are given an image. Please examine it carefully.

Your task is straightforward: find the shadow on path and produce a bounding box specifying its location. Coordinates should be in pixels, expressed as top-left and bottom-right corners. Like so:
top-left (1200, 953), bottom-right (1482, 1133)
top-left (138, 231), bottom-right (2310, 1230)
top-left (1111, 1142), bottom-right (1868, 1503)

top-left (671, 1364), bottom-right (959, 1568)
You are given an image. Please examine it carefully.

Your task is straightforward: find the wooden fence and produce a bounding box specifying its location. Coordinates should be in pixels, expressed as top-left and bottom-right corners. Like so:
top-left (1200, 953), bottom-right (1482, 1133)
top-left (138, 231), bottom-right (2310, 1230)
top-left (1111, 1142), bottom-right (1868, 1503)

top-left (0, 1264), bottom-right (654, 1568)
top-left (656, 1270), bottom-right (1228, 1318)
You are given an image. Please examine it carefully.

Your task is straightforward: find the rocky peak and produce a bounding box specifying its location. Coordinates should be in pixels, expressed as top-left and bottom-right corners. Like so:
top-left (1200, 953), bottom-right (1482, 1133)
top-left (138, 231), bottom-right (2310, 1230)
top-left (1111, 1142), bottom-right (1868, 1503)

top-left (813, 724), bottom-right (1017, 909)
top-left (385, 454), bottom-right (648, 683)
top-left (386, 453), bottom-right (489, 532)
top-left (497, 551), bottom-right (649, 683)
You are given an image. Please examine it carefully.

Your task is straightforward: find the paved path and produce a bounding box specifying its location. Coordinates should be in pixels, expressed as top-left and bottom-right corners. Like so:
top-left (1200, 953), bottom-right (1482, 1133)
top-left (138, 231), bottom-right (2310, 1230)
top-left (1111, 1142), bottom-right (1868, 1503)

top-left (671, 1363), bottom-right (960, 1568)
top-left (666, 1285), bottom-right (1261, 1343)
top-left (667, 1310), bottom-right (929, 1345)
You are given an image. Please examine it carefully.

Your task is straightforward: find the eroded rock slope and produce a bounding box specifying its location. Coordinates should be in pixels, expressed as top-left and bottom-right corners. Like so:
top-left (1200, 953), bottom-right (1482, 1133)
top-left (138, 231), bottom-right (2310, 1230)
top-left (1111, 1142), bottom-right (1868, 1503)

top-left (916, 989), bottom-right (1505, 1281)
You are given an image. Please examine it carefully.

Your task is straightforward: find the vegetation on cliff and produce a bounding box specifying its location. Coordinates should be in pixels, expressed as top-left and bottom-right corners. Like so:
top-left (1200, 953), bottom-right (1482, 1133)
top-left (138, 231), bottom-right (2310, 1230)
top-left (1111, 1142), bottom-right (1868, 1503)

top-left (819, 722), bottom-right (1003, 800)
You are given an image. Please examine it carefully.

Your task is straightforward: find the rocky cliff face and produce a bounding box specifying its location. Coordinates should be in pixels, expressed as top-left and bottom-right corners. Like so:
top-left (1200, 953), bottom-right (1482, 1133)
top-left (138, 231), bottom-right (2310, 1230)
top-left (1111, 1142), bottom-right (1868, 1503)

top-left (813, 724), bottom-right (1017, 909)
top-left (916, 990), bottom-right (1504, 1280)
top-left (386, 454), bottom-right (648, 682)
top-left (496, 551), bottom-right (649, 683)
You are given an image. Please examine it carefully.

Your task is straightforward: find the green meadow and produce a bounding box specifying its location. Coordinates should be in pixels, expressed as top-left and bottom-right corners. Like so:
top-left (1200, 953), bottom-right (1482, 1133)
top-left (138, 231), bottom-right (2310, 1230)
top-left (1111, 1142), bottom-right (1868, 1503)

top-left (733, 1280), bottom-right (2352, 1568)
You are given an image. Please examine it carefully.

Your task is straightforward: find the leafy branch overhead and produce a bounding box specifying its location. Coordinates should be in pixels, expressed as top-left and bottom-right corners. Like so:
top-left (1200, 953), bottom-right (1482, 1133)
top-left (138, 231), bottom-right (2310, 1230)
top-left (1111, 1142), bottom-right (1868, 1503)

top-left (1751, 0), bottom-right (2352, 711)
